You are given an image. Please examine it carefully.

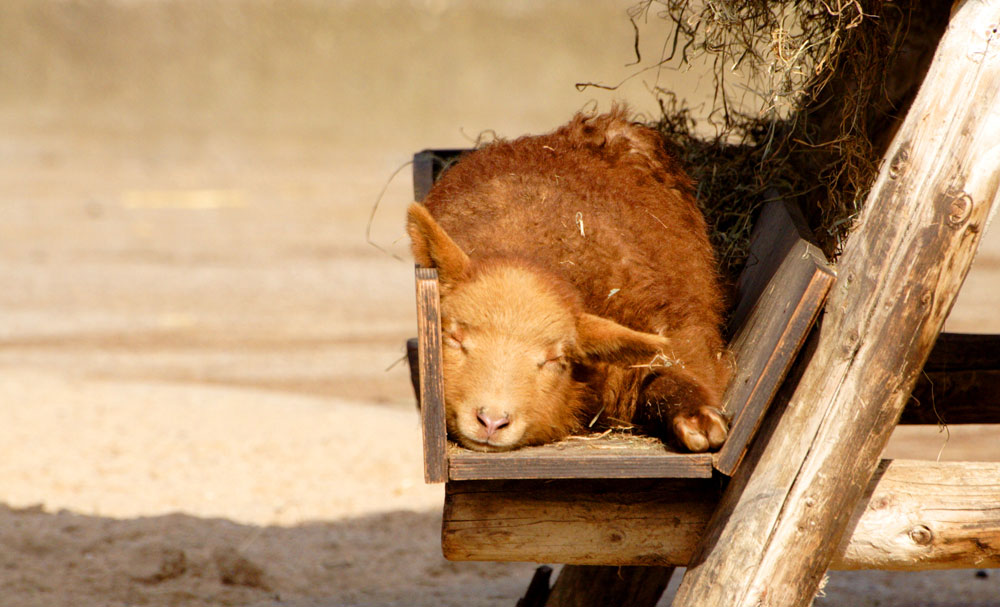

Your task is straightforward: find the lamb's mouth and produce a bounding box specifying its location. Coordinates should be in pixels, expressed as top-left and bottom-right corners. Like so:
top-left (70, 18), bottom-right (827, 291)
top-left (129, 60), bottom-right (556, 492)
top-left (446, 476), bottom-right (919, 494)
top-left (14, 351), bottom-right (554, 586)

top-left (456, 435), bottom-right (521, 452)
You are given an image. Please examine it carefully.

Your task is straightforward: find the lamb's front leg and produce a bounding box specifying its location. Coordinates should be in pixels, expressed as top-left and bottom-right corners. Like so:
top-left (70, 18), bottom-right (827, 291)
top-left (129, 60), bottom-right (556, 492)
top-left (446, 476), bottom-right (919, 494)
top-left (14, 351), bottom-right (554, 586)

top-left (638, 368), bottom-right (728, 452)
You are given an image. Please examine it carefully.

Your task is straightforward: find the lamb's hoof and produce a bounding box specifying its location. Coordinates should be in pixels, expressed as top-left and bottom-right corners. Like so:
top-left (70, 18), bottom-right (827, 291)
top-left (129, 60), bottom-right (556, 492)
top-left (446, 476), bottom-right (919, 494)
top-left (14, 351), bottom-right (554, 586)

top-left (673, 406), bottom-right (728, 452)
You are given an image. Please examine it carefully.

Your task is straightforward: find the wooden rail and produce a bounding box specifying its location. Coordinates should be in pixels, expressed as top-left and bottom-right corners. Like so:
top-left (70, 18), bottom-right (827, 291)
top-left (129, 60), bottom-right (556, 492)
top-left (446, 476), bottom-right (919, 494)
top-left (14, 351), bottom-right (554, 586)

top-left (443, 460), bottom-right (1000, 570)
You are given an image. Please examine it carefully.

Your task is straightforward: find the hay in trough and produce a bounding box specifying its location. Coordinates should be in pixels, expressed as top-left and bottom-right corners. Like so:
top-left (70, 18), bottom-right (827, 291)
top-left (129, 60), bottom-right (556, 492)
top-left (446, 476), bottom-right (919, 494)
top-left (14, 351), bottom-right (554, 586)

top-left (608, 0), bottom-right (953, 281)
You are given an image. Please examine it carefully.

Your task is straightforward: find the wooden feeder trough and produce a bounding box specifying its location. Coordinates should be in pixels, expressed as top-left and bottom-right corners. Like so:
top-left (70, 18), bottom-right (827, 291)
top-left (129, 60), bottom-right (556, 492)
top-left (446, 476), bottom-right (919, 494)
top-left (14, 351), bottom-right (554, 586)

top-left (406, 148), bottom-right (836, 483)
top-left (403, 6), bottom-right (1000, 605)
top-left (405, 151), bottom-right (1000, 572)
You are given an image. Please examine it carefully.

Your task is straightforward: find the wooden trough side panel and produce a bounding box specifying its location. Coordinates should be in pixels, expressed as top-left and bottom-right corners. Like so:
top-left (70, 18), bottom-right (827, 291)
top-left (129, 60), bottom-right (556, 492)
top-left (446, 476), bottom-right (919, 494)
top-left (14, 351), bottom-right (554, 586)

top-left (672, 3), bottom-right (1000, 605)
top-left (726, 197), bottom-right (820, 337)
top-left (415, 267), bottom-right (448, 483)
top-left (714, 199), bottom-right (836, 475)
top-left (443, 460), bottom-right (1000, 570)
top-left (443, 477), bottom-right (717, 566)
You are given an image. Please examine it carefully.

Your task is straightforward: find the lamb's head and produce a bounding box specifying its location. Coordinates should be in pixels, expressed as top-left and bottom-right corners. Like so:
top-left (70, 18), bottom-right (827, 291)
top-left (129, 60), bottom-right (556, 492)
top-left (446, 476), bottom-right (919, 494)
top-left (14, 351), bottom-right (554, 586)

top-left (407, 203), bottom-right (672, 451)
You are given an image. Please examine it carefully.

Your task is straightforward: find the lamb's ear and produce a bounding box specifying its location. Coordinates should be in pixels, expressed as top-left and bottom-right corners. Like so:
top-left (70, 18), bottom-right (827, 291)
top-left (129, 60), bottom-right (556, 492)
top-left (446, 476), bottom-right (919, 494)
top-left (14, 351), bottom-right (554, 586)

top-left (573, 313), bottom-right (671, 365)
top-left (407, 203), bottom-right (471, 287)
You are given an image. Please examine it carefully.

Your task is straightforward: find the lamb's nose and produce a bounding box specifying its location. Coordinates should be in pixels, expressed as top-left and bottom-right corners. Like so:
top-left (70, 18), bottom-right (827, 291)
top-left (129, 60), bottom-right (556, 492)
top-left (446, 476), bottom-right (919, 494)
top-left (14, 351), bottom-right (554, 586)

top-left (477, 411), bottom-right (510, 438)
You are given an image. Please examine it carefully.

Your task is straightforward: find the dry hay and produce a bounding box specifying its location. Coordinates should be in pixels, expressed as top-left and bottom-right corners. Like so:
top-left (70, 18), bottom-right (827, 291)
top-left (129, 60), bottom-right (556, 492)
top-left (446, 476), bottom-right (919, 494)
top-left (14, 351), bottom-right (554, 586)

top-left (602, 0), bottom-right (954, 281)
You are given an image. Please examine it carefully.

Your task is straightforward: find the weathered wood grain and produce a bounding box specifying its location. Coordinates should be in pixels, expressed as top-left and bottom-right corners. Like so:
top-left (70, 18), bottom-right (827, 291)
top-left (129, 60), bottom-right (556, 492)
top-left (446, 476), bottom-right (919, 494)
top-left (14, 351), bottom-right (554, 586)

top-left (444, 477), bottom-right (716, 566)
top-left (443, 460), bottom-right (1000, 570)
top-left (672, 3), bottom-right (1000, 605)
top-left (726, 197), bottom-right (820, 336)
top-left (415, 267), bottom-right (448, 483)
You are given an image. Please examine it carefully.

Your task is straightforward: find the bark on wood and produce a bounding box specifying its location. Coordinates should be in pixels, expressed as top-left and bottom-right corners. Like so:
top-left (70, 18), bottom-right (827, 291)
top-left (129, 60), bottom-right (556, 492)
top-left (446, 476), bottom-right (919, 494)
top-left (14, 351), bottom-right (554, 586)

top-left (544, 565), bottom-right (674, 607)
top-left (442, 460), bottom-right (1000, 570)
top-left (671, 3), bottom-right (1000, 605)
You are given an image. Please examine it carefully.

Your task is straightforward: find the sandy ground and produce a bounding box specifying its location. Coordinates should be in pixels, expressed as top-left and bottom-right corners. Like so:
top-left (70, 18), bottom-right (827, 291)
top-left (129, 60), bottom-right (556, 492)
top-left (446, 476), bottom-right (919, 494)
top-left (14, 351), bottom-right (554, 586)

top-left (1, 2), bottom-right (998, 606)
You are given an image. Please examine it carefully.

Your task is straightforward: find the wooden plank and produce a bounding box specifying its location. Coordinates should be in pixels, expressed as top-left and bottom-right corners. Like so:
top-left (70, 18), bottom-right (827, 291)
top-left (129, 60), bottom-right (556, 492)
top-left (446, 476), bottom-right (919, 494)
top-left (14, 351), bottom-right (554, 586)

top-left (901, 333), bottom-right (1000, 424)
top-left (447, 435), bottom-right (713, 480)
top-left (923, 332), bottom-right (1000, 371)
top-left (415, 267), bottom-right (448, 483)
top-left (672, 3), bottom-right (1000, 604)
top-left (413, 149), bottom-right (467, 202)
top-left (714, 199), bottom-right (835, 474)
top-left (905, 369), bottom-right (1000, 424)
top-left (443, 460), bottom-right (1000, 570)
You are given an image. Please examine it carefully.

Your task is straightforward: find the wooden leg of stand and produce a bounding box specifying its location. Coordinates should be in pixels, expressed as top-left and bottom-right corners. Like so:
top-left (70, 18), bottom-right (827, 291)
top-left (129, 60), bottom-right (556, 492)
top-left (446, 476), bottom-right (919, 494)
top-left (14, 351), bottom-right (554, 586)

top-left (544, 565), bottom-right (674, 607)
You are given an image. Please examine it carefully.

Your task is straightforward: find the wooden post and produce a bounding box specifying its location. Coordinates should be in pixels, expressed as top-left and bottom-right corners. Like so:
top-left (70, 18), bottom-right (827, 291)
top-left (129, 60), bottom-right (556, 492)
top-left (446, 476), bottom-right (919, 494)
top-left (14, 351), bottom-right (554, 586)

top-left (545, 565), bottom-right (675, 607)
top-left (517, 566), bottom-right (554, 607)
top-left (672, 3), bottom-right (1000, 606)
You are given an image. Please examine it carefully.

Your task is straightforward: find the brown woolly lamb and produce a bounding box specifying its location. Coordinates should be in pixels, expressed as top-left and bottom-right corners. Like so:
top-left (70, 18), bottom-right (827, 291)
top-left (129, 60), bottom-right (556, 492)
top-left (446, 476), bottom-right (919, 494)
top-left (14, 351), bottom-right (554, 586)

top-left (407, 108), bottom-right (730, 453)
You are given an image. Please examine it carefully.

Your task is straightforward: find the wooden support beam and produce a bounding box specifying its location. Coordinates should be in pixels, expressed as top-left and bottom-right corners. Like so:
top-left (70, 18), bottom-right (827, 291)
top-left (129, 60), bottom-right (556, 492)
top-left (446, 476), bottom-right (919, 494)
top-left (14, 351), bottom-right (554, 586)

top-left (413, 149), bottom-right (466, 202)
top-left (443, 460), bottom-right (1000, 570)
top-left (903, 332), bottom-right (1000, 424)
top-left (544, 565), bottom-right (675, 607)
top-left (671, 3), bottom-right (1000, 605)
top-left (923, 333), bottom-right (1000, 373)
top-left (906, 369), bottom-right (1000, 424)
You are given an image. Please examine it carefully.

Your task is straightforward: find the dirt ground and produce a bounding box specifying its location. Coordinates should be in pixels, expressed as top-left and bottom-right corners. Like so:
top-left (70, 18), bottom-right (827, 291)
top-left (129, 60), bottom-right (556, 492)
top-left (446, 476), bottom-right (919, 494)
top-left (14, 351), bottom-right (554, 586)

top-left (0, 2), bottom-right (998, 606)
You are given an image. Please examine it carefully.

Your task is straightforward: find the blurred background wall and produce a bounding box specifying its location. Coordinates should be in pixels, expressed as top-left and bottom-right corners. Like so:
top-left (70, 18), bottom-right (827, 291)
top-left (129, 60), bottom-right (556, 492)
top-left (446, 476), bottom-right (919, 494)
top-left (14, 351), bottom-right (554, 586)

top-left (1, 0), bottom-right (702, 257)
top-left (0, 0), bottom-right (995, 410)
top-left (2, 0), bottom-right (712, 409)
